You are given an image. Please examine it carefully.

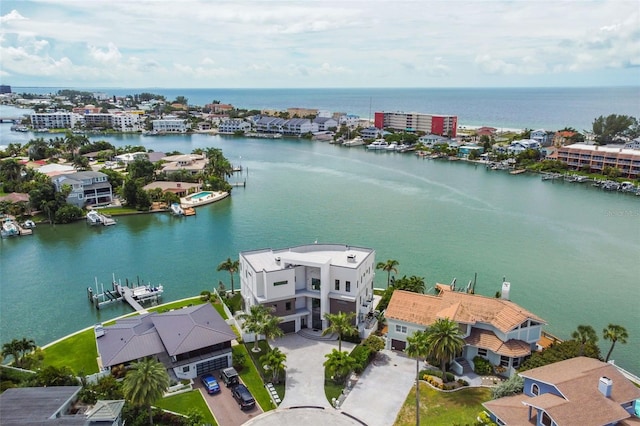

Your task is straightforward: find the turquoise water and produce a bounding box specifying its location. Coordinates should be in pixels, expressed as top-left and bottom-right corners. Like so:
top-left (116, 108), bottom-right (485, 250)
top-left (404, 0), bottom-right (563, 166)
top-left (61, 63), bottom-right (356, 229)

top-left (1, 132), bottom-right (639, 374)
top-left (190, 191), bottom-right (213, 199)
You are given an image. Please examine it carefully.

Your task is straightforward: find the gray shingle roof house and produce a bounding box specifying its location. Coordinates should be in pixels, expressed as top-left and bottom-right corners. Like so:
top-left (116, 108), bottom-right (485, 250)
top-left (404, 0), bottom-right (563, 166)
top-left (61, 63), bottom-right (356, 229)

top-left (96, 303), bottom-right (235, 380)
top-left (52, 171), bottom-right (113, 207)
top-left (0, 386), bottom-right (124, 425)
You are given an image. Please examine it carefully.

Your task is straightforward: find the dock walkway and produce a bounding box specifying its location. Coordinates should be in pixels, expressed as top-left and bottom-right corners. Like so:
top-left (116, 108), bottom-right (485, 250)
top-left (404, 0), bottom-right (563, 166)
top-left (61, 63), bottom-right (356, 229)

top-left (119, 286), bottom-right (148, 313)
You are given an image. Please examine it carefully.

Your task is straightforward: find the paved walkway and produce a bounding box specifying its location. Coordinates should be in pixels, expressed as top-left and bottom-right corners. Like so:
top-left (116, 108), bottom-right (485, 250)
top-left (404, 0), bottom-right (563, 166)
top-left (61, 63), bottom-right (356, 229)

top-left (339, 350), bottom-right (416, 426)
top-left (276, 333), bottom-right (355, 409)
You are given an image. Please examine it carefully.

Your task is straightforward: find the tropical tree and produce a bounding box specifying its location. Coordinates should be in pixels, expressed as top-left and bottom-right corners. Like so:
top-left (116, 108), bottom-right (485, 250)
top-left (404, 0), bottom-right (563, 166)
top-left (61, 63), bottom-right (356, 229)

top-left (261, 314), bottom-right (284, 345)
top-left (260, 347), bottom-right (287, 383)
top-left (406, 330), bottom-right (430, 426)
top-left (322, 312), bottom-right (358, 352)
top-left (376, 259), bottom-right (399, 287)
top-left (217, 257), bottom-right (239, 294)
top-left (571, 325), bottom-right (598, 356)
top-left (324, 349), bottom-right (358, 384)
top-left (425, 318), bottom-right (465, 382)
top-left (122, 358), bottom-right (170, 426)
top-left (1, 339), bottom-right (22, 366)
top-left (238, 304), bottom-right (272, 352)
top-left (602, 324), bottom-right (629, 362)
top-left (392, 275), bottom-right (426, 294)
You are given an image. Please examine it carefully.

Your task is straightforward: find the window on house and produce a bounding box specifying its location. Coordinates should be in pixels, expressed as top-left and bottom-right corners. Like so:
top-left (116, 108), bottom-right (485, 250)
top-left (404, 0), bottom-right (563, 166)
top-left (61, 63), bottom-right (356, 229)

top-left (395, 325), bottom-right (407, 334)
top-left (512, 357), bottom-right (521, 368)
top-left (531, 383), bottom-right (540, 396)
top-left (346, 281), bottom-right (351, 292)
top-left (311, 278), bottom-right (321, 290)
top-left (541, 412), bottom-right (552, 426)
top-left (335, 279), bottom-right (340, 291)
top-left (285, 302), bottom-right (291, 311)
top-left (500, 356), bottom-right (510, 367)
top-left (274, 280), bottom-right (287, 286)
top-left (477, 348), bottom-right (487, 357)
top-left (182, 366), bottom-right (190, 373)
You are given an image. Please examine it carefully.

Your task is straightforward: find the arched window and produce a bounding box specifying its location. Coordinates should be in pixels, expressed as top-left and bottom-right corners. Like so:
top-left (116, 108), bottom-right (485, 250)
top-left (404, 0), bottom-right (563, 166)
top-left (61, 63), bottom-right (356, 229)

top-left (531, 383), bottom-right (540, 396)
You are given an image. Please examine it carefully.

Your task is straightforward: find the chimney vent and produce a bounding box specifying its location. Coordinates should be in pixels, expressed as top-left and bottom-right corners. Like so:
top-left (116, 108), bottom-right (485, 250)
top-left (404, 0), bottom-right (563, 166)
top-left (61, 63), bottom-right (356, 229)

top-left (347, 253), bottom-right (356, 262)
top-left (598, 376), bottom-right (612, 397)
top-left (275, 256), bottom-right (281, 263)
top-left (501, 281), bottom-right (511, 300)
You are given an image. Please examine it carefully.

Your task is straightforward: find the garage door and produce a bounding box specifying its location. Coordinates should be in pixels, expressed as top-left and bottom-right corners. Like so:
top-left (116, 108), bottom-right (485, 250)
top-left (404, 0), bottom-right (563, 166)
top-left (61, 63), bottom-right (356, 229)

top-left (278, 320), bottom-right (296, 334)
top-left (391, 339), bottom-right (406, 351)
top-left (196, 356), bottom-right (229, 376)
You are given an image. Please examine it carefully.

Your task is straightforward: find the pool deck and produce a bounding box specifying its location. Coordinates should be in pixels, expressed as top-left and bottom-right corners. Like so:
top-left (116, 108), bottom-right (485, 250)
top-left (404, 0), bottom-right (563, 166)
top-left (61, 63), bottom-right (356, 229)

top-left (180, 191), bottom-right (229, 207)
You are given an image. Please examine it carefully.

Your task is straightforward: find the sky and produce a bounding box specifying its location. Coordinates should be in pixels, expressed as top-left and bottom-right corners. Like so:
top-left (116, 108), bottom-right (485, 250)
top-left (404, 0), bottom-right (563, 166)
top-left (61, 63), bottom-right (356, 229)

top-left (0, 0), bottom-right (639, 89)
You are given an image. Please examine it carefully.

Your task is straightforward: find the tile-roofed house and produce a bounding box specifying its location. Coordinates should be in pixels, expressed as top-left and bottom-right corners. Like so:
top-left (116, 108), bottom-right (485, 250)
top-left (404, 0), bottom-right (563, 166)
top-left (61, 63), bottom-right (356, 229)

top-left (0, 386), bottom-right (124, 425)
top-left (96, 303), bottom-right (235, 380)
top-left (385, 285), bottom-right (546, 377)
top-left (484, 357), bottom-right (640, 425)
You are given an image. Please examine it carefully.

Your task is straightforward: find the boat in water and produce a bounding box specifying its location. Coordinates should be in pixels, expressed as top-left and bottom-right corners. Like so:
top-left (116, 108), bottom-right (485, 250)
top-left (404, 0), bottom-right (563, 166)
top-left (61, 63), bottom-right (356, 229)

top-left (21, 220), bottom-right (36, 229)
top-left (1, 218), bottom-right (20, 238)
top-left (367, 139), bottom-right (389, 150)
top-left (343, 136), bottom-right (365, 147)
top-left (86, 210), bottom-right (103, 225)
top-left (170, 203), bottom-right (184, 216)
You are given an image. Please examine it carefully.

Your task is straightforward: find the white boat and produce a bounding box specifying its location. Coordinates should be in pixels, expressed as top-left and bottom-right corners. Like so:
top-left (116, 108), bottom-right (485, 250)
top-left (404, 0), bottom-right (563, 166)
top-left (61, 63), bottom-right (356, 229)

top-left (385, 142), bottom-right (398, 151)
top-left (343, 136), bottom-right (365, 147)
top-left (86, 210), bottom-right (102, 225)
top-left (22, 220), bottom-right (36, 229)
top-left (395, 143), bottom-right (411, 152)
top-left (1, 218), bottom-right (20, 238)
top-left (170, 203), bottom-right (184, 216)
top-left (367, 139), bottom-right (389, 150)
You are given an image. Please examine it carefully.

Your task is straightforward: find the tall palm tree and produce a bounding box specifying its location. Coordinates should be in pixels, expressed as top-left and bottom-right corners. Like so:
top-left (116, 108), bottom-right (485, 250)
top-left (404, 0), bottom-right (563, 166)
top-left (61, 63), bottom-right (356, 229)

top-left (376, 259), bottom-right (399, 287)
top-left (571, 324), bottom-right (598, 356)
top-left (406, 330), bottom-right (430, 426)
top-left (602, 324), bottom-right (629, 362)
top-left (238, 304), bottom-right (271, 352)
top-left (217, 257), bottom-right (239, 294)
top-left (261, 314), bottom-right (284, 346)
top-left (322, 312), bottom-right (358, 352)
top-left (260, 347), bottom-right (287, 383)
top-left (17, 338), bottom-right (36, 367)
top-left (425, 318), bottom-right (464, 383)
top-left (122, 358), bottom-right (170, 426)
top-left (1, 339), bottom-right (22, 367)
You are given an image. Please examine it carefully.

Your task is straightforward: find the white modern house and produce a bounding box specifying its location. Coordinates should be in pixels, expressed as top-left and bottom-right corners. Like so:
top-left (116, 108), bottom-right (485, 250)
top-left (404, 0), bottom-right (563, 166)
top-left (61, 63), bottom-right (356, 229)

top-left (152, 116), bottom-right (188, 133)
top-left (507, 139), bottom-right (541, 154)
top-left (218, 119), bottom-right (251, 134)
top-left (239, 244), bottom-right (377, 337)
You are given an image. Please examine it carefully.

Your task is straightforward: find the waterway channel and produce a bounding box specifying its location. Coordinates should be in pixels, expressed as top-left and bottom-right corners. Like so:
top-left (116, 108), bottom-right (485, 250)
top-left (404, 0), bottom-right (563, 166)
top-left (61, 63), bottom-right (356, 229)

top-left (1, 131), bottom-right (639, 373)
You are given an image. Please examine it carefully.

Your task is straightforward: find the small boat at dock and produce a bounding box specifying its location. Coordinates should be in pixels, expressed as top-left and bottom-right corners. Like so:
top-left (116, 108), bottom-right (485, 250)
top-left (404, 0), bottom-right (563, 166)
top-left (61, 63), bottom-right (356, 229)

top-left (170, 203), bottom-right (184, 216)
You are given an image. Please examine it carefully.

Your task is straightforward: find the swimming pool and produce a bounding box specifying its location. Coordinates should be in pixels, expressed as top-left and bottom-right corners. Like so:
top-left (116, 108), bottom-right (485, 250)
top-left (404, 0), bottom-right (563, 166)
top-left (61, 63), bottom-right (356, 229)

top-left (190, 191), bottom-right (213, 199)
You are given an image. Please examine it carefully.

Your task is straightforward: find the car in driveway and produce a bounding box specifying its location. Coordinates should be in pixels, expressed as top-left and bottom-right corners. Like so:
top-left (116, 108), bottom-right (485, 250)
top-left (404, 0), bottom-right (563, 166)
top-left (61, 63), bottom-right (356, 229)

top-left (201, 374), bottom-right (221, 394)
top-left (231, 384), bottom-right (255, 410)
top-left (220, 367), bottom-right (240, 387)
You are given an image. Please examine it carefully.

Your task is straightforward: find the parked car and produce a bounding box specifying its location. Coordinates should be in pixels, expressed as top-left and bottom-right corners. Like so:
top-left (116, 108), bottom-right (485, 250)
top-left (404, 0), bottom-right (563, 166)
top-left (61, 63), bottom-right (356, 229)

top-left (201, 374), bottom-right (221, 394)
top-left (231, 384), bottom-right (255, 410)
top-left (220, 367), bottom-right (239, 387)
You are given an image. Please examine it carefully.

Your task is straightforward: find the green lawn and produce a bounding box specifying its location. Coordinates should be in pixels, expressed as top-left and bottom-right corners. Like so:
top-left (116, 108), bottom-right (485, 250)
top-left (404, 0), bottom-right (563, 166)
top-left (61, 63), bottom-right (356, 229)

top-left (41, 328), bottom-right (99, 375)
top-left (394, 383), bottom-right (491, 426)
top-left (243, 341), bottom-right (285, 400)
top-left (232, 344), bottom-right (276, 412)
top-left (156, 390), bottom-right (217, 425)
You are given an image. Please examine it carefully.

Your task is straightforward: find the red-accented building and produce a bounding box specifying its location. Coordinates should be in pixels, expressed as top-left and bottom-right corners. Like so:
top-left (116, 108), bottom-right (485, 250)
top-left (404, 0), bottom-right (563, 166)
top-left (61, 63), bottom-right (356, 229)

top-left (374, 111), bottom-right (457, 137)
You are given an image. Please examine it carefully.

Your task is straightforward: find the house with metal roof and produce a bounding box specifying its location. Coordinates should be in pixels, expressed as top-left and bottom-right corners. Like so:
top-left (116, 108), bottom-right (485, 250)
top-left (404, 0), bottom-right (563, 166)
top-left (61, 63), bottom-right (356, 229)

top-left (384, 282), bottom-right (546, 377)
top-left (95, 303), bottom-right (235, 380)
top-left (483, 357), bottom-right (640, 425)
top-left (0, 386), bottom-right (124, 425)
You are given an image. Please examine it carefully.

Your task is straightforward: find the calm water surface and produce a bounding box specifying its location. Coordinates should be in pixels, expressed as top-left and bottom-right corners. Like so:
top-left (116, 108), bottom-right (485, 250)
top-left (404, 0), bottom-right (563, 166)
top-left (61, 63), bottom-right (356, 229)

top-left (1, 131), bottom-right (638, 373)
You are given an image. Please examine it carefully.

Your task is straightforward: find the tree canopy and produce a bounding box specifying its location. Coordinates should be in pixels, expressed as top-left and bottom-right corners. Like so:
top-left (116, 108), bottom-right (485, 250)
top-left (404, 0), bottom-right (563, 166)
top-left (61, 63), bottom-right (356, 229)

top-left (592, 114), bottom-right (639, 144)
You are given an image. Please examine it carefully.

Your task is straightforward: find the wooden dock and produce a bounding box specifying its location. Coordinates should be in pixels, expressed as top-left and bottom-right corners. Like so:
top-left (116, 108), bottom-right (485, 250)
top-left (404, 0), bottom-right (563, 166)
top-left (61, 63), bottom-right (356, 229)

top-left (87, 276), bottom-right (162, 312)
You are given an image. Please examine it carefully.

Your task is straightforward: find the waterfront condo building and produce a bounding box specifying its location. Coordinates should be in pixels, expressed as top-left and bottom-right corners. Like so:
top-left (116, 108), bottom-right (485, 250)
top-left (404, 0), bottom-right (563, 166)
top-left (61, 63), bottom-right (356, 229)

top-left (30, 111), bottom-right (82, 130)
top-left (239, 244), bottom-right (377, 337)
top-left (374, 111), bottom-right (457, 137)
top-left (557, 143), bottom-right (640, 179)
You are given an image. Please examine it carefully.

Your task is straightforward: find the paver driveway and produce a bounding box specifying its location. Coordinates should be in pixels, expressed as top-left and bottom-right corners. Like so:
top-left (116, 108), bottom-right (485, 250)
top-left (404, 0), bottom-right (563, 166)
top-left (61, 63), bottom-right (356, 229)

top-left (276, 333), bottom-right (355, 408)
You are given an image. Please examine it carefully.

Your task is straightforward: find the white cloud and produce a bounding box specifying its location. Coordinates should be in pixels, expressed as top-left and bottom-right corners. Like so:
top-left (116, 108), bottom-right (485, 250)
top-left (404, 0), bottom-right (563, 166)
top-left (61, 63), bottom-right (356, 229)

top-left (0, 10), bottom-right (27, 23)
top-left (88, 43), bottom-right (122, 64)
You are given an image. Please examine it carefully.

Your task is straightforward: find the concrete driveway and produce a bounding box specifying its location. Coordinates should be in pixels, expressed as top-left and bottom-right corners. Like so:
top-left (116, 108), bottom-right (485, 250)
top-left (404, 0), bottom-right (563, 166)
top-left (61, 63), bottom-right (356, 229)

top-left (276, 333), bottom-right (355, 409)
top-left (339, 350), bottom-right (416, 426)
top-left (194, 373), bottom-right (263, 426)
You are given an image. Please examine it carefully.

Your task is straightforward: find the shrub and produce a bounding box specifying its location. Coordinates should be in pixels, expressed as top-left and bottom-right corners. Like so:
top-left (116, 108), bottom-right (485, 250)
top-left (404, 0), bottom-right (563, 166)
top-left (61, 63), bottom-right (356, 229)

top-left (199, 290), bottom-right (211, 301)
top-left (350, 345), bottom-right (372, 373)
top-left (457, 378), bottom-right (469, 386)
top-left (419, 368), bottom-right (455, 382)
top-left (473, 356), bottom-right (494, 375)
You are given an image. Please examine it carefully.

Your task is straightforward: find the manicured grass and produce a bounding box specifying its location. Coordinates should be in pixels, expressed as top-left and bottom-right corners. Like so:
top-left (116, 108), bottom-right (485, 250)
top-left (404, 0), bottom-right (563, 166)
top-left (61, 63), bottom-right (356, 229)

top-left (232, 344), bottom-right (275, 412)
top-left (156, 389), bottom-right (217, 425)
top-left (149, 296), bottom-right (204, 313)
top-left (324, 373), bottom-right (344, 405)
top-left (244, 341), bottom-right (285, 400)
top-left (41, 328), bottom-right (99, 375)
top-left (212, 302), bottom-right (228, 319)
top-left (97, 206), bottom-right (140, 215)
top-left (394, 383), bottom-right (491, 426)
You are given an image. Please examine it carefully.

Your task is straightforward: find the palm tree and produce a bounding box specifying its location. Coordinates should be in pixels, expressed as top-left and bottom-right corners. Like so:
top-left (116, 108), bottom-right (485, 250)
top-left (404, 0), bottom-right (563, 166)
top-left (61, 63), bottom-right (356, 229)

top-left (17, 337), bottom-right (36, 367)
top-left (425, 318), bottom-right (464, 383)
top-left (1, 339), bottom-right (22, 366)
top-left (392, 275), bottom-right (426, 294)
top-left (571, 324), bottom-right (598, 356)
top-left (261, 315), bottom-right (284, 346)
top-left (217, 257), bottom-right (239, 294)
top-left (260, 347), bottom-right (287, 384)
top-left (238, 304), bottom-right (271, 352)
top-left (602, 324), bottom-right (629, 362)
top-left (322, 312), bottom-right (358, 352)
top-left (122, 358), bottom-right (170, 426)
top-left (376, 259), bottom-right (399, 287)
top-left (324, 349), bottom-right (358, 383)
top-left (406, 330), bottom-right (430, 426)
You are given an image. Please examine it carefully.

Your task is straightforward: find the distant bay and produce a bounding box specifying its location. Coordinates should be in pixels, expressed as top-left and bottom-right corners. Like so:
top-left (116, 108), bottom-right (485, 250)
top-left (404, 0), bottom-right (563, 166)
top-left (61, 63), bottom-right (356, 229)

top-left (9, 86), bottom-right (640, 131)
top-left (1, 87), bottom-right (639, 374)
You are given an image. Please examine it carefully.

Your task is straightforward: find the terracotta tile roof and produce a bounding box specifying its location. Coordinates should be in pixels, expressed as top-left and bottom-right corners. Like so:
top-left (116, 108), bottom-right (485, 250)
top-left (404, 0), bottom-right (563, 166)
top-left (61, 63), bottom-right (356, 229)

top-left (385, 290), bottom-right (545, 333)
top-left (465, 329), bottom-right (532, 357)
top-left (487, 357), bottom-right (640, 426)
